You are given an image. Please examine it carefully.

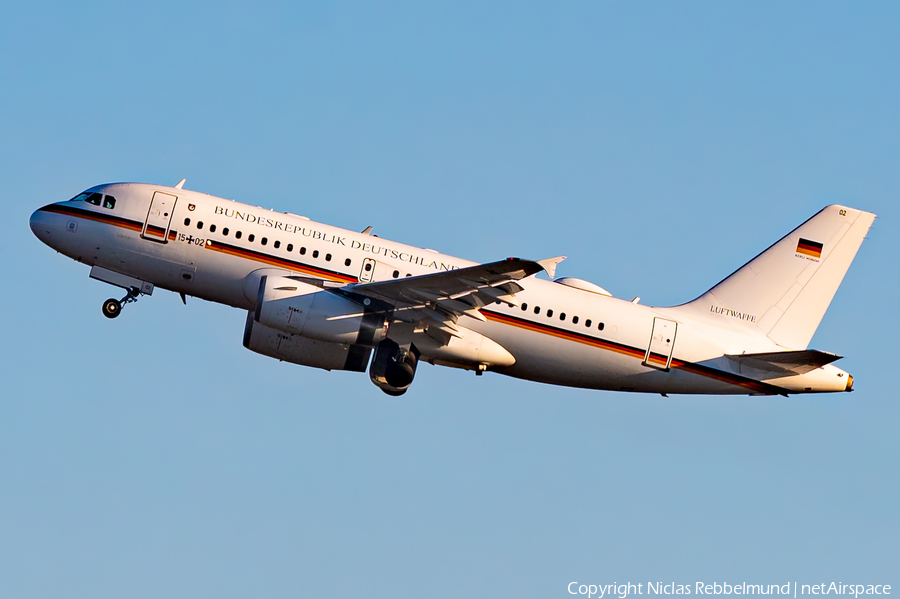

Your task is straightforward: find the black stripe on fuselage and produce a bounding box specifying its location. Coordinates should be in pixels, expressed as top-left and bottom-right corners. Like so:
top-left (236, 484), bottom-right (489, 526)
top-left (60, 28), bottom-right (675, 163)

top-left (40, 203), bottom-right (145, 232)
top-left (39, 204), bottom-right (179, 240)
top-left (205, 239), bottom-right (358, 283)
top-left (46, 203), bottom-right (358, 283)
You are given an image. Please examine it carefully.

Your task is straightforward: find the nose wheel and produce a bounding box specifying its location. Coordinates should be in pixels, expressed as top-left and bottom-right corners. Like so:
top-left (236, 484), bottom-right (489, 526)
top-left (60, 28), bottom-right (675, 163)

top-left (101, 286), bottom-right (141, 319)
top-left (102, 299), bottom-right (121, 319)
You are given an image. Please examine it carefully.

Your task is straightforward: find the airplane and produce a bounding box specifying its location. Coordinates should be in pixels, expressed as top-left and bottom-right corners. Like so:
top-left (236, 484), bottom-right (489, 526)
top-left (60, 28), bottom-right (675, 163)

top-left (29, 180), bottom-right (875, 396)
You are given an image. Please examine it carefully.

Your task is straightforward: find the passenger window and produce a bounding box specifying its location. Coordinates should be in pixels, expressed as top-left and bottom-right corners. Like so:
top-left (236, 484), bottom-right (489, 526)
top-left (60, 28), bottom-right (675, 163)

top-left (406, 273), bottom-right (411, 277)
top-left (599, 322), bottom-right (605, 331)
top-left (274, 241), bottom-right (280, 248)
top-left (261, 237), bottom-right (267, 246)
top-left (346, 259), bottom-right (352, 267)
top-left (573, 316), bottom-right (579, 324)
top-left (248, 234), bottom-right (255, 242)
top-left (312, 250), bottom-right (319, 258)
top-left (223, 227), bottom-right (229, 236)
top-left (184, 218), bottom-right (191, 226)
top-left (287, 244), bottom-right (293, 251)
top-left (392, 270), bottom-right (399, 278)
top-left (585, 319), bottom-right (592, 327)
top-left (521, 303), bottom-right (528, 311)
top-left (209, 224), bottom-right (216, 233)
top-left (235, 231), bottom-right (242, 239)
top-left (325, 253), bottom-right (332, 261)
top-left (103, 195), bottom-right (116, 209)
top-left (547, 309), bottom-right (553, 318)
top-left (560, 313), bottom-right (566, 321)
top-left (534, 306), bottom-right (540, 314)
top-left (85, 192), bottom-right (102, 205)
top-left (300, 247), bottom-right (306, 255)
top-left (197, 221), bottom-right (204, 230)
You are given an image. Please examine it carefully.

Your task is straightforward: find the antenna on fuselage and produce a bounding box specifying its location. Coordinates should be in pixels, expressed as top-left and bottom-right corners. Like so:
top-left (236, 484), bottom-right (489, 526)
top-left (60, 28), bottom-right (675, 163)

top-left (174, 178), bottom-right (186, 189)
top-left (361, 226), bottom-right (373, 235)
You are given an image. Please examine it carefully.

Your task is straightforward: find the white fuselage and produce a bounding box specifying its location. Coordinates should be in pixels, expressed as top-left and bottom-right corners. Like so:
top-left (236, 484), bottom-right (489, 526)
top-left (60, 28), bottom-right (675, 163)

top-left (30, 182), bottom-right (855, 395)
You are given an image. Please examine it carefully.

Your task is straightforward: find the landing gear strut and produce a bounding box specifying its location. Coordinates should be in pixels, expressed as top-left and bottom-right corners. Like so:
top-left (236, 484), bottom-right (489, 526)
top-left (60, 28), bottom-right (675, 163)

top-left (102, 286), bottom-right (141, 319)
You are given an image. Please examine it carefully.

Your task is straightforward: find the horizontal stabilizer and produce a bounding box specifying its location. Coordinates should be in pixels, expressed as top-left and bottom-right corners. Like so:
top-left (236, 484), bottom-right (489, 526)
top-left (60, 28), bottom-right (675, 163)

top-left (726, 350), bottom-right (842, 375)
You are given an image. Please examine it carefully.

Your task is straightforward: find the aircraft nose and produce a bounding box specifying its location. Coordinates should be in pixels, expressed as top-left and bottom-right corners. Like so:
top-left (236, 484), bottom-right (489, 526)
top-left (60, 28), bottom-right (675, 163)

top-left (30, 205), bottom-right (58, 245)
top-left (29, 208), bottom-right (41, 234)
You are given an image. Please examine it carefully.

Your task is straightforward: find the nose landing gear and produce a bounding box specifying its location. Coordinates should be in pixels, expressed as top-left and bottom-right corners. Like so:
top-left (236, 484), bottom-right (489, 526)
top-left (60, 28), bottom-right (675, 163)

top-left (101, 286), bottom-right (141, 319)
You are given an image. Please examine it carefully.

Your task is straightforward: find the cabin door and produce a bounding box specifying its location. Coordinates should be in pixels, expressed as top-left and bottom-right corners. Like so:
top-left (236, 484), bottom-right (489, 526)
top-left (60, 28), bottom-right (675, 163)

top-left (643, 317), bottom-right (678, 371)
top-left (142, 191), bottom-right (177, 243)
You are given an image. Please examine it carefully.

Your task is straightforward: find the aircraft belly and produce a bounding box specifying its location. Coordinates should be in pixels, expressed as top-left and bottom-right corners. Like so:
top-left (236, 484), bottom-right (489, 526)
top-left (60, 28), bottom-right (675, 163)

top-left (100, 247), bottom-right (182, 285)
top-left (182, 246), bottom-right (256, 308)
top-left (95, 226), bottom-right (248, 308)
top-left (471, 318), bottom-right (750, 395)
top-left (471, 318), bottom-right (633, 388)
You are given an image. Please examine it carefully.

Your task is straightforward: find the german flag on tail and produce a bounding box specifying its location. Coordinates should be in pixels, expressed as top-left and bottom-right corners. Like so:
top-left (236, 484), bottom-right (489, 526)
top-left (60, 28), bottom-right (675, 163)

top-left (796, 238), bottom-right (823, 258)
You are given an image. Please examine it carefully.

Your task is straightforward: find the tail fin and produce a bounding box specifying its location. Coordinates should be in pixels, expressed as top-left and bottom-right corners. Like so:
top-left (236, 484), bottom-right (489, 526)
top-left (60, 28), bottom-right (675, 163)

top-left (682, 205), bottom-right (875, 349)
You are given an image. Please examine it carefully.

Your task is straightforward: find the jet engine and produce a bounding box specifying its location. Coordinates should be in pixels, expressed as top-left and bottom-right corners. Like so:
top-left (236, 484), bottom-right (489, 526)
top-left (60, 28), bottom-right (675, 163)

top-left (254, 275), bottom-right (388, 346)
top-left (243, 312), bottom-right (371, 371)
top-left (369, 339), bottom-right (420, 396)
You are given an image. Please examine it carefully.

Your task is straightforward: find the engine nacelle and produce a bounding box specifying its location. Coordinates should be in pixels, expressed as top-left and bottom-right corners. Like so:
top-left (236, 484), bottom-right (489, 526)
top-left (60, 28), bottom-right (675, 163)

top-left (254, 275), bottom-right (388, 346)
top-left (369, 339), bottom-right (420, 396)
top-left (243, 311), bottom-right (371, 372)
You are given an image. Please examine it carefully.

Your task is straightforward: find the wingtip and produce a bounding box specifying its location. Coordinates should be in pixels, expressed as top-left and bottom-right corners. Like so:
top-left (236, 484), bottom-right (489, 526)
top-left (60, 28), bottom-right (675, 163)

top-left (536, 255), bottom-right (567, 278)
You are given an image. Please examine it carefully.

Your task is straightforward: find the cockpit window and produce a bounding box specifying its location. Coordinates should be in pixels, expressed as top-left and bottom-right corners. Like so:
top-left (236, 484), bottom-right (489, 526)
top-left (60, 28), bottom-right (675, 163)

top-left (103, 195), bottom-right (116, 209)
top-left (85, 193), bottom-right (102, 206)
top-left (69, 192), bottom-right (91, 202)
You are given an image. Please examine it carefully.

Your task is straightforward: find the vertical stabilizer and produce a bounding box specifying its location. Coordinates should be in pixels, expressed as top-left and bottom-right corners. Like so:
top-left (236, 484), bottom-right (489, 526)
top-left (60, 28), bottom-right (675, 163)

top-left (682, 205), bottom-right (875, 349)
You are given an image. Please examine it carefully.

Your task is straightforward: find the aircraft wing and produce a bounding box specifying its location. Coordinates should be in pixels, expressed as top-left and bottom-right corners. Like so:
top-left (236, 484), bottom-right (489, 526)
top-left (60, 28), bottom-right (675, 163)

top-left (341, 257), bottom-right (560, 343)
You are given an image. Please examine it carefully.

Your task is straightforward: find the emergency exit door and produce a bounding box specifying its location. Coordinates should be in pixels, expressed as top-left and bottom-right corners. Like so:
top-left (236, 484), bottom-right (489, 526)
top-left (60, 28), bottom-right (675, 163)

top-left (142, 191), bottom-right (177, 242)
top-left (643, 317), bottom-right (678, 371)
top-left (359, 258), bottom-right (376, 283)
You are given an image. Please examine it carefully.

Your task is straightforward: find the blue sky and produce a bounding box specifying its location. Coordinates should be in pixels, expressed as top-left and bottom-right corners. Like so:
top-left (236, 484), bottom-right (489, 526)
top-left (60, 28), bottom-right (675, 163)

top-left (1, 2), bottom-right (897, 597)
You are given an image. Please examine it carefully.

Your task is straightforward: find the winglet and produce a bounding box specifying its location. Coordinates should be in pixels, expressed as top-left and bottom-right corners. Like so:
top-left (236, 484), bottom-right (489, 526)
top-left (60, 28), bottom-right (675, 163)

top-left (537, 256), bottom-right (566, 278)
top-left (174, 178), bottom-right (186, 189)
